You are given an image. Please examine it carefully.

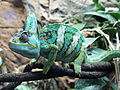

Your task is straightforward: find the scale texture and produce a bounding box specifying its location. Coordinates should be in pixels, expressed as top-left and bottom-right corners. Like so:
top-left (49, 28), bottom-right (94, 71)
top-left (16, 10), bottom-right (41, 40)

top-left (9, 12), bottom-right (120, 74)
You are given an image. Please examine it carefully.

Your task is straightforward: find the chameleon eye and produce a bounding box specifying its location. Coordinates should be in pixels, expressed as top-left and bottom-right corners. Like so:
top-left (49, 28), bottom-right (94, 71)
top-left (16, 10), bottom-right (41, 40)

top-left (19, 34), bottom-right (29, 43)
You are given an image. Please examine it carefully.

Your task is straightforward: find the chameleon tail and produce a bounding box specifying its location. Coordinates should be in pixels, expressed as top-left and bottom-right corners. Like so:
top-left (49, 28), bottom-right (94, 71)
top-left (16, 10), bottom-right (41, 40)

top-left (87, 50), bottom-right (120, 63)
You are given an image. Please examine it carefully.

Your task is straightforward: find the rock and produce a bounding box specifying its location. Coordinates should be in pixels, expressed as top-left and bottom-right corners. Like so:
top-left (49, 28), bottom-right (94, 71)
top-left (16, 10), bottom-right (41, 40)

top-left (0, 1), bottom-right (26, 27)
top-left (34, 0), bottom-right (107, 23)
top-left (0, 1), bottom-right (29, 72)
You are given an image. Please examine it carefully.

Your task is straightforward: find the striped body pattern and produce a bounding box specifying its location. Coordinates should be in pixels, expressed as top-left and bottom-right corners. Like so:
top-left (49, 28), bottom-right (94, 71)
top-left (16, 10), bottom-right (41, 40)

top-left (40, 24), bottom-right (84, 62)
top-left (9, 12), bottom-right (120, 74)
top-left (39, 24), bottom-right (85, 73)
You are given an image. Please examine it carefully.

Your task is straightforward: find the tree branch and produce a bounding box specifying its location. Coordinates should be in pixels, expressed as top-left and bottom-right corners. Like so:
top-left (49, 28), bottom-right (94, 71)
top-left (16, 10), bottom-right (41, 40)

top-left (0, 62), bottom-right (114, 82)
top-left (0, 62), bottom-right (115, 90)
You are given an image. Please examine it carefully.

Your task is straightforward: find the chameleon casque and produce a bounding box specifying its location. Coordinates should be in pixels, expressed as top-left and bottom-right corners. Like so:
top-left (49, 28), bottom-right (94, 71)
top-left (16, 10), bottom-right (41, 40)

top-left (9, 12), bottom-right (120, 74)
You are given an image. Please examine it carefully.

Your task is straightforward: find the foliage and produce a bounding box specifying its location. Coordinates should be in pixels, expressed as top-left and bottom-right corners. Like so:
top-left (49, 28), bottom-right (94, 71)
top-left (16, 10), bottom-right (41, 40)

top-left (75, 77), bottom-right (117, 90)
top-left (72, 23), bottom-right (87, 31)
top-left (15, 84), bottom-right (31, 90)
top-left (63, 0), bottom-right (120, 89)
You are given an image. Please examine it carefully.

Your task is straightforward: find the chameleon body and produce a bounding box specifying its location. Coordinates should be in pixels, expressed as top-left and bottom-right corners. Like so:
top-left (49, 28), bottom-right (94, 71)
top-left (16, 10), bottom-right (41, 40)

top-left (9, 12), bottom-right (120, 74)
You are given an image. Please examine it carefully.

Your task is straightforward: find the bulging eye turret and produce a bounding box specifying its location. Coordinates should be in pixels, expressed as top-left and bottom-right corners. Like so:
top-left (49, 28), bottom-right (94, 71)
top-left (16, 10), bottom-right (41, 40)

top-left (19, 33), bottom-right (29, 43)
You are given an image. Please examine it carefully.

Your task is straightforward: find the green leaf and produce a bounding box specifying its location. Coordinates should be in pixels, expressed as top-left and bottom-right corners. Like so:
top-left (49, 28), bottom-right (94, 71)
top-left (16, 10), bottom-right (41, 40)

top-left (102, 27), bottom-right (118, 34)
top-left (93, 0), bottom-right (99, 4)
top-left (75, 77), bottom-right (107, 90)
top-left (110, 82), bottom-right (118, 90)
top-left (112, 0), bottom-right (120, 9)
top-left (87, 47), bottom-right (107, 60)
top-left (72, 23), bottom-right (87, 30)
top-left (102, 77), bottom-right (118, 90)
top-left (92, 0), bottom-right (105, 11)
top-left (84, 11), bottom-right (116, 23)
top-left (63, 18), bottom-right (81, 24)
top-left (15, 84), bottom-right (31, 90)
top-left (69, 89), bottom-right (75, 90)
top-left (75, 76), bottom-right (117, 90)
top-left (85, 4), bottom-right (95, 12)
top-left (107, 11), bottom-right (120, 20)
top-left (84, 37), bottom-right (100, 48)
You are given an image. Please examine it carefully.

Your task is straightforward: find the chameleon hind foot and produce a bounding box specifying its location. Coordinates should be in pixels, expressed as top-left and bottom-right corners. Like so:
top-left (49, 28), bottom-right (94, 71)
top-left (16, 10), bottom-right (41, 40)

top-left (74, 65), bottom-right (81, 74)
top-left (72, 46), bottom-right (87, 74)
top-left (70, 62), bottom-right (82, 74)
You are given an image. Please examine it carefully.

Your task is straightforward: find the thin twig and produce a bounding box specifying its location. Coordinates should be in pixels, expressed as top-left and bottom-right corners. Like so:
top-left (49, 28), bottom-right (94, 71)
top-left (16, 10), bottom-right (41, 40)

top-left (83, 27), bottom-right (115, 49)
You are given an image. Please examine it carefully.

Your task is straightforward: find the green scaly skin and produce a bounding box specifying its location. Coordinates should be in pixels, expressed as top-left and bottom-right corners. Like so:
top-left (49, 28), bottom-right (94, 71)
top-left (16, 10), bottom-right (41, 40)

top-left (0, 56), bottom-right (3, 66)
top-left (9, 12), bottom-right (120, 74)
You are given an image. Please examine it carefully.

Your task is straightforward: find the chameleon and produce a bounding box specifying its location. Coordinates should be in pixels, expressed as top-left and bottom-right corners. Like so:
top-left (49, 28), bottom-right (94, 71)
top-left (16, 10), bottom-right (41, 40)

top-left (0, 48), bottom-right (3, 67)
top-left (0, 56), bottom-right (3, 66)
top-left (9, 12), bottom-right (120, 74)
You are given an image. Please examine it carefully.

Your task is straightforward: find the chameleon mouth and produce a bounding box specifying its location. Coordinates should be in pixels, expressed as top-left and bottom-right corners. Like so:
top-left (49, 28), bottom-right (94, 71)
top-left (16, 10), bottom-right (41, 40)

top-left (9, 41), bottom-right (38, 48)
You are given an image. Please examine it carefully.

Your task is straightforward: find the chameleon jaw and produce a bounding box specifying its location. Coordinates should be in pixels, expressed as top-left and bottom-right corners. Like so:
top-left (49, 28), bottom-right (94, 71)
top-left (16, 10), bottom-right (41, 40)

top-left (9, 41), bottom-right (39, 59)
top-left (9, 41), bottom-right (38, 48)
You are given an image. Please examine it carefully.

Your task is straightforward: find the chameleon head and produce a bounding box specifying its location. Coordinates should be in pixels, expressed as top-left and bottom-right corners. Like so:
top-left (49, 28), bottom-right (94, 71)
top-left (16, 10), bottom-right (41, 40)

top-left (9, 12), bottom-right (40, 59)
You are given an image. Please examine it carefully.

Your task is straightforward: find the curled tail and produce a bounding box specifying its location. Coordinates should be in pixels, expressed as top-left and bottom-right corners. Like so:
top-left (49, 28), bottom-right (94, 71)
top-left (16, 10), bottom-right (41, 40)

top-left (87, 50), bottom-right (120, 63)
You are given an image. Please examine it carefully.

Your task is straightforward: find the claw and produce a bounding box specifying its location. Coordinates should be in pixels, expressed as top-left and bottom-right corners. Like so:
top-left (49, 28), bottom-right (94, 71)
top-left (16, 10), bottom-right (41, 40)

top-left (29, 58), bottom-right (37, 67)
top-left (43, 66), bottom-right (50, 74)
top-left (63, 63), bottom-right (70, 68)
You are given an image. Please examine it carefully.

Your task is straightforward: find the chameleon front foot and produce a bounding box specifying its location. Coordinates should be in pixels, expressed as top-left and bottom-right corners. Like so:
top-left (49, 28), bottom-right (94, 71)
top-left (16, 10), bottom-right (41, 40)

top-left (42, 64), bottom-right (52, 74)
top-left (63, 63), bottom-right (70, 68)
top-left (41, 60), bottom-right (54, 74)
top-left (29, 58), bottom-right (37, 67)
top-left (29, 59), bottom-right (50, 74)
top-left (43, 67), bottom-right (50, 74)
